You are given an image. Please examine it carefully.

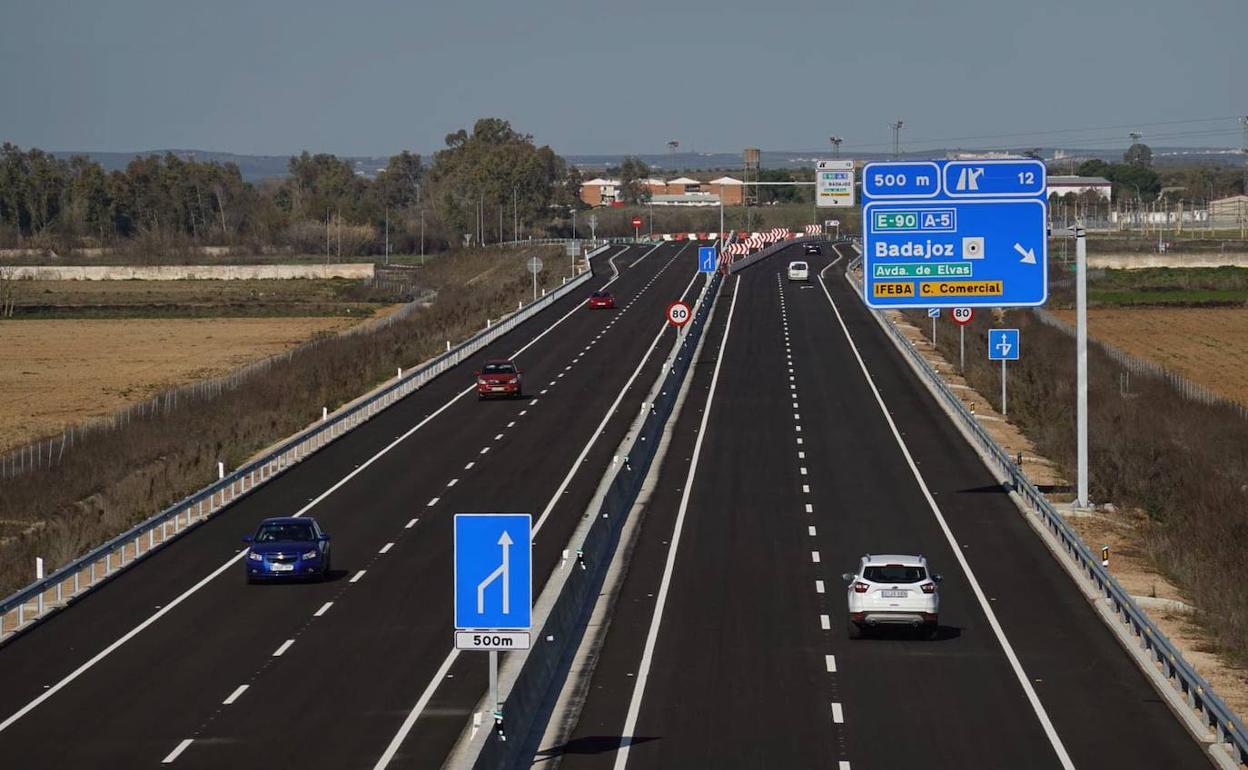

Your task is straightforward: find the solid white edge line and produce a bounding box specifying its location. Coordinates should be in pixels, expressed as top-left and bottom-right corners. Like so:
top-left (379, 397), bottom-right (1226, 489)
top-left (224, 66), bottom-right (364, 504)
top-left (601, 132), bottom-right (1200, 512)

top-left (161, 738), bottom-right (193, 764)
top-left (612, 275), bottom-right (740, 770)
top-left (372, 243), bottom-right (694, 770)
top-left (273, 639), bottom-right (295, 657)
top-left (817, 270), bottom-right (1076, 770)
top-left (222, 684), bottom-right (249, 705)
top-left (314, 601), bottom-right (334, 617)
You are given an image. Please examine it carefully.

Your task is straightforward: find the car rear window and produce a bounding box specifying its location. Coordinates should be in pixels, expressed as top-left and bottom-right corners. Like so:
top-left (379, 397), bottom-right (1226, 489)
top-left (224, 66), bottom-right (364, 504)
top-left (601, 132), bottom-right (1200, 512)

top-left (791, 262), bottom-right (808, 270)
top-left (592, 291), bottom-right (608, 298)
top-left (256, 522), bottom-right (316, 542)
top-left (863, 565), bottom-right (927, 583)
top-left (482, 362), bottom-right (515, 374)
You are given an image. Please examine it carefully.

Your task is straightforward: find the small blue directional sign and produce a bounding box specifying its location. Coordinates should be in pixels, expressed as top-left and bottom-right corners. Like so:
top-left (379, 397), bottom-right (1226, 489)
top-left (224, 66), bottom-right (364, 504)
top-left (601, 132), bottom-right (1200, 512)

top-left (988, 329), bottom-right (1020, 361)
top-left (454, 514), bottom-right (532, 630)
top-left (862, 159), bottom-right (1048, 310)
top-left (698, 246), bottom-right (718, 273)
top-left (927, 308), bottom-right (941, 318)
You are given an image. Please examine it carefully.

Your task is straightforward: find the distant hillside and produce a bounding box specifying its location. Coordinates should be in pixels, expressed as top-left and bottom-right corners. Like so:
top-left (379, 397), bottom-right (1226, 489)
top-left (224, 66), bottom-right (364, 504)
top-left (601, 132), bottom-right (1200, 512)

top-left (50, 149), bottom-right (390, 182)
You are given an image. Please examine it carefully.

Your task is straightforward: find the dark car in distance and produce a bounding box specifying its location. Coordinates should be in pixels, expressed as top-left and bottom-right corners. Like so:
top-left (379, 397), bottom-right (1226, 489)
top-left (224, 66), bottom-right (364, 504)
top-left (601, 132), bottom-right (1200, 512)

top-left (803, 242), bottom-right (822, 255)
top-left (476, 359), bottom-right (523, 399)
top-left (244, 517), bottom-right (331, 582)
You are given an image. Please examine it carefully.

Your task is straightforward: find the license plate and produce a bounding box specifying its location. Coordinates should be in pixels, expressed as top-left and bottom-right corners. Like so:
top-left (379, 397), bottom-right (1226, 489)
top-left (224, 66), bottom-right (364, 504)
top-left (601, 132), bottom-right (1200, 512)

top-left (881, 590), bottom-right (908, 598)
top-left (269, 563), bottom-right (294, 572)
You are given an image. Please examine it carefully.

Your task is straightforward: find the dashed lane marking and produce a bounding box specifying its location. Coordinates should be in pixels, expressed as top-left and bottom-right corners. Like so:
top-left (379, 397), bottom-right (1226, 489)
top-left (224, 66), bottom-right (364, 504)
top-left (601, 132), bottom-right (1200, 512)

top-left (379, 542), bottom-right (394, 554)
top-left (223, 685), bottom-right (248, 705)
top-left (272, 639), bottom-right (295, 657)
top-left (350, 570), bottom-right (366, 583)
top-left (162, 739), bottom-right (193, 764)
top-left (314, 602), bottom-right (334, 616)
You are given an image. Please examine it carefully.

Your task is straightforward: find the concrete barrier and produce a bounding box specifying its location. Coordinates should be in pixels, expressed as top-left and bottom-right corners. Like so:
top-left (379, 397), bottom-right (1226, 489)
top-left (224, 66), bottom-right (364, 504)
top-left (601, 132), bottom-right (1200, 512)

top-left (2, 263), bottom-right (376, 280)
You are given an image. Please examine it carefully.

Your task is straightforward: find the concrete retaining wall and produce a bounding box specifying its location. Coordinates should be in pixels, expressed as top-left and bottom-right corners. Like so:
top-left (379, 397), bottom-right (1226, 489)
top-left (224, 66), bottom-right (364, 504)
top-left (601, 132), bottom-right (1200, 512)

top-left (1087, 253), bottom-right (1248, 269)
top-left (2, 263), bottom-right (375, 280)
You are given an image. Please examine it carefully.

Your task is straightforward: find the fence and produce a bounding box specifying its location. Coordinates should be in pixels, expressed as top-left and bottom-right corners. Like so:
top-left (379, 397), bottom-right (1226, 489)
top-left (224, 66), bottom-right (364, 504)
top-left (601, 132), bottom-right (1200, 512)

top-left (843, 249), bottom-right (1248, 766)
top-left (1032, 308), bottom-right (1248, 419)
top-left (0, 246), bottom-right (609, 644)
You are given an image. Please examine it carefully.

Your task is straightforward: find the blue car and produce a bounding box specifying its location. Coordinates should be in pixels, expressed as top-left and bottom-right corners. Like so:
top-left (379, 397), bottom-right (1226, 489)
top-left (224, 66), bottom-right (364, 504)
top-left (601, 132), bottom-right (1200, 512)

top-left (244, 517), bottom-right (332, 583)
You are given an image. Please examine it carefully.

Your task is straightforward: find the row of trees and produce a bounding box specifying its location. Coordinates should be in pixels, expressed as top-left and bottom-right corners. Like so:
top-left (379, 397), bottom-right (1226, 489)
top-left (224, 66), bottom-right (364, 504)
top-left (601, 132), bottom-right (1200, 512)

top-left (1075, 143), bottom-right (1247, 203)
top-left (0, 118), bottom-right (584, 254)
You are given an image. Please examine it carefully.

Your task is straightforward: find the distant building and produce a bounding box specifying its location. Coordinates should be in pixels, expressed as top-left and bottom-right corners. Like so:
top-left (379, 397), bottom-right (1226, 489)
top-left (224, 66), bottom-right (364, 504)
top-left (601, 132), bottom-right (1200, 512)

top-left (580, 175), bottom-right (746, 206)
top-left (1047, 175), bottom-right (1112, 202)
top-left (1210, 195), bottom-right (1248, 226)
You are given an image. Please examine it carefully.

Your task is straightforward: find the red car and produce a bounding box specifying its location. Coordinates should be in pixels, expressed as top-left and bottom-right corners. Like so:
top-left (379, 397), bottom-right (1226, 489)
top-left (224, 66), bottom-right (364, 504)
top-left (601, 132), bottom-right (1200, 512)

top-left (476, 359), bottom-right (523, 399)
top-left (587, 290), bottom-right (616, 309)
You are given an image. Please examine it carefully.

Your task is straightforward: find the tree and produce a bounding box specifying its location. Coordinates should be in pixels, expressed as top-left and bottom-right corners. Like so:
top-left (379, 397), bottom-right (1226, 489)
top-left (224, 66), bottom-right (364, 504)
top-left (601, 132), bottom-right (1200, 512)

top-left (1124, 143), bottom-right (1153, 167)
top-left (618, 157), bottom-right (651, 205)
top-left (1076, 159), bottom-right (1111, 178)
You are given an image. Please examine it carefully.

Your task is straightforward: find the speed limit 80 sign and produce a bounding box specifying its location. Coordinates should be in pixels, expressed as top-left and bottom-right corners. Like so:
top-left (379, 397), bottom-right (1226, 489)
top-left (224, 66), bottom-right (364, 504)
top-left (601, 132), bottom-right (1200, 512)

top-left (951, 307), bottom-right (974, 325)
top-left (666, 300), bottom-right (692, 327)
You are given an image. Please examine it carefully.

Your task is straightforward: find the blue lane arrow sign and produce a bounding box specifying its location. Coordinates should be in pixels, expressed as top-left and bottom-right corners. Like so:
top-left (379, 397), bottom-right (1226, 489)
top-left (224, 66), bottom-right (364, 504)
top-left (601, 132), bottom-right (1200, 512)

top-left (454, 514), bottom-right (532, 630)
top-left (698, 246), bottom-right (718, 273)
top-left (988, 328), bottom-right (1020, 361)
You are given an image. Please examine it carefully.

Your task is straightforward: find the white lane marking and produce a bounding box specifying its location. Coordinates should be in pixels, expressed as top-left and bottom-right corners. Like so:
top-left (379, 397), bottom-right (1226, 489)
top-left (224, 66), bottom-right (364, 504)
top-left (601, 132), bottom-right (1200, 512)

top-left (820, 614), bottom-right (831, 630)
top-left (162, 739), bottom-right (193, 764)
top-left (464, 461), bottom-right (475, 470)
top-left (795, 425), bottom-right (802, 433)
top-left (0, 253), bottom-right (615, 738)
top-left (494, 433), bottom-right (504, 440)
top-left (802, 484), bottom-right (810, 494)
top-left (832, 702), bottom-right (844, 724)
top-left (350, 570), bottom-right (366, 583)
top-left (379, 542), bottom-right (395, 554)
top-left (273, 639), bottom-right (295, 657)
top-left (613, 275), bottom-right (740, 770)
top-left (427, 497), bottom-right (439, 507)
top-left (793, 412), bottom-right (800, 420)
top-left (529, 399), bottom-right (538, 406)
top-left (558, 373), bottom-right (566, 379)
top-left (808, 526), bottom-right (817, 536)
top-left (839, 763), bottom-right (852, 770)
top-left (800, 467), bottom-right (808, 475)
top-left (811, 551), bottom-right (821, 563)
top-left (480, 446), bottom-right (491, 455)
top-left (818, 270), bottom-right (1076, 769)
top-left (798, 451), bottom-right (806, 459)
top-left (540, 389), bottom-right (549, 395)
top-left (314, 601), bottom-right (334, 617)
top-left (805, 503), bottom-right (813, 513)
top-left (628, 241), bottom-right (666, 269)
top-left (377, 251), bottom-right (702, 770)
top-left (519, 410), bottom-right (528, 416)
top-left (825, 655), bottom-right (837, 673)
top-left (507, 421), bottom-right (516, 428)
top-left (797, 437), bottom-right (804, 445)
top-left (223, 684), bottom-right (249, 705)
top-left (816, 580), bottom-right (825, 594)
top-left (405, 518), bottom-right (418, 529)
top-left (447, 478), bottom-right (459, 487)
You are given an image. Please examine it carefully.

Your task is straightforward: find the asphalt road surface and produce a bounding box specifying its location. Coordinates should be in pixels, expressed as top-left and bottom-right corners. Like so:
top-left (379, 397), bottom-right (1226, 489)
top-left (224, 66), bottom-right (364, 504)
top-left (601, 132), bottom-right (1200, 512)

top-left (553, 243), bottom-right (1209, 770)
top-left (0, 241), bottom-right (705, 769)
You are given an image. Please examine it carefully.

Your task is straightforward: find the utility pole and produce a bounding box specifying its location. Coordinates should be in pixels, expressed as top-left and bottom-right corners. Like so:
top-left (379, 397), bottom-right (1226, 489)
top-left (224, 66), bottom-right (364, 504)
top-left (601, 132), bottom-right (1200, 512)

top-left (336, 207), bottom-right (341, 262)
top-left (1075, 223), bottom-right (1089, 508)
top-left (830, 135), bottom-right (842, 158)
top-left (384, 207), bottom-right (390, 266)
top-left (890, 121), bottom-right (904, 158)
top-left (513, 186), bottom-right (518, 242)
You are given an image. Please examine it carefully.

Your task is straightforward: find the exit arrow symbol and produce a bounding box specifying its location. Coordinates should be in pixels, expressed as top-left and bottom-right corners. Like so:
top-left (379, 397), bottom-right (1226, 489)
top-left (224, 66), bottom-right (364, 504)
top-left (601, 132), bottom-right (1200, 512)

top-left (1013, 243), bottom-right (1036, 264)
top-left (476, 530), bottom-right (513, 614)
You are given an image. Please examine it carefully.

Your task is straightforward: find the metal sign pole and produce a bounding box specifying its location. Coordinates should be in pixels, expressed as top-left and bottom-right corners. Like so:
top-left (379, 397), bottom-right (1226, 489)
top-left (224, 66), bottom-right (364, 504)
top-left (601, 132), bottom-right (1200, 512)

top-left (489, 649), bottom-right (498, 713)
top-left (1076, 224), bottom-right (1089, 507)
top-left (960, 325), bottom-right (965, 370)
top-left (932, 316), bottom-right (937, 346)
top-left (1001, 358), bottom-right (1007, 416)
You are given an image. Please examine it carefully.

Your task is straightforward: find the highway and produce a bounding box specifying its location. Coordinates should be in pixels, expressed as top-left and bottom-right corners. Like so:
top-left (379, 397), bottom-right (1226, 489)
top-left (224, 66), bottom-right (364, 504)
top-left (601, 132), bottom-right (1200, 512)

top-left (0, 241), bottom-right (703, 769)
top-left (553, 243), bottom-right (1210, 769)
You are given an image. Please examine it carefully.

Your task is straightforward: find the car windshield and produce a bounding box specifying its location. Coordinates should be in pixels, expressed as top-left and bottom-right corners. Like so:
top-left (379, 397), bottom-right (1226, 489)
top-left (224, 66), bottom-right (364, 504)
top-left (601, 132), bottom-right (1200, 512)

top-left (863, 565), bottom-right (927, 583)
top-left (255, 521), bottom-right (316, 542)
top-left (482, 362), bottom-right (515, 374)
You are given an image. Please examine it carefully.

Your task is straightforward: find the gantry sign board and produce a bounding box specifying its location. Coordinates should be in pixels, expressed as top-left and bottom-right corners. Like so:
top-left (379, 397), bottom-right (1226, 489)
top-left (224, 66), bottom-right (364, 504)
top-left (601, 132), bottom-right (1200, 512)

top-left (861, 159), bottom-right (1048, 309)
top-left (454, 513), bottom-right (532, 650)
top-left (816, 160), bottom-right (855, 207)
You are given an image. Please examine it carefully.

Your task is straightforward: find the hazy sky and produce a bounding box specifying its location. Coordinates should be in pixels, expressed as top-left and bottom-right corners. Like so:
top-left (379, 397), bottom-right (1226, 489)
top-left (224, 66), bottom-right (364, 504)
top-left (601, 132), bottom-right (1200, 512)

top-left (2, 0), bottom-right (1245, 157)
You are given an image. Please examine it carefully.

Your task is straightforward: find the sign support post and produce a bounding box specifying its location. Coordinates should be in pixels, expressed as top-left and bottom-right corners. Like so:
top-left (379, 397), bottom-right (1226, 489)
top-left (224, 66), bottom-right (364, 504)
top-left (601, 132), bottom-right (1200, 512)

top-left (988, 328), bottom-right (1019, 416)
top-left (1001, 358), bottom-right (1008, 416)
top-left (960, 325), bottom-right (965, 371)
top-left (1076, 224), bottom-right (1089, 508)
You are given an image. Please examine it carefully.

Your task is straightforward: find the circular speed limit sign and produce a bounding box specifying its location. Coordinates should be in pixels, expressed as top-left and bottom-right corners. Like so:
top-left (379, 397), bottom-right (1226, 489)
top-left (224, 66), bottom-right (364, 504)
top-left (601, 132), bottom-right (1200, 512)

top-left (666, 300), bottom-right (692, 327)
top-left (951, 307), bottom-right (974, 326)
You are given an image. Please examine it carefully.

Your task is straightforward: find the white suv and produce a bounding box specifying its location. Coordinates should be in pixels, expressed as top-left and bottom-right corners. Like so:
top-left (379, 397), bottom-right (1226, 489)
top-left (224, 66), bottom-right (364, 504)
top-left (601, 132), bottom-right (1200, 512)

top-left (787, 260), bottom-right (809, 281)
top-left (843, 554), bottom-right (941, 638)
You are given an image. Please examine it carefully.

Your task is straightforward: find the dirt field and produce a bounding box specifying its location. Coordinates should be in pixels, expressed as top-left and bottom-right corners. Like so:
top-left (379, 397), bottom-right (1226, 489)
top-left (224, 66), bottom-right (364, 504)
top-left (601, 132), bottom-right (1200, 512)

top-left (0, 316), bottom-right (363, 452)
top-left (1052, 307), bottom-right (1248, 405)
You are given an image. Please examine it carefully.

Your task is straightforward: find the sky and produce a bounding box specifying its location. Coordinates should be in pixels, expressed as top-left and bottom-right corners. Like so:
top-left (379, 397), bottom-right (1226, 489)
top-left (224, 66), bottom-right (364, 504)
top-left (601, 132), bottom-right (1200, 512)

top-left (1, 0), bottom-right (1245, 158)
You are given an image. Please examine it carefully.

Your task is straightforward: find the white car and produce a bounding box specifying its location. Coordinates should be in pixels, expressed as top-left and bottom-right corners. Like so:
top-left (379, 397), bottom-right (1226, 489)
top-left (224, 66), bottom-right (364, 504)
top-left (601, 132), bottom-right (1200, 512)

top-left (843, 553), bottom-right (941, 638)
top-left (787, 260), bottom-right (809, 281)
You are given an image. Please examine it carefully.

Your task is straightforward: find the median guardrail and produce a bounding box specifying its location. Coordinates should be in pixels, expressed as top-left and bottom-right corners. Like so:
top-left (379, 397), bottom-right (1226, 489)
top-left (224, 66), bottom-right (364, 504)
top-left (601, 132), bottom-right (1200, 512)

top-left (839, 244), bottom-right (1247, 766)
top-left (0, 246), bottom-right (612, 645)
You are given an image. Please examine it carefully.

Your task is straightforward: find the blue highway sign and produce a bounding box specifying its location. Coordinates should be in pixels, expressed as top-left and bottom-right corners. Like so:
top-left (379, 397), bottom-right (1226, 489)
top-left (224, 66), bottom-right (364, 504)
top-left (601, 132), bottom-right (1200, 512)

top-left (698, 246), bottom-right (718, 273)
top-left (454, 514), bottom-right (532, 630)
top-left (927, 308), bottom-right (941, 318)
top-left (988, 329), bottom-right (1020, 361)
top-left (862, 159), bottom-right (1048, 310)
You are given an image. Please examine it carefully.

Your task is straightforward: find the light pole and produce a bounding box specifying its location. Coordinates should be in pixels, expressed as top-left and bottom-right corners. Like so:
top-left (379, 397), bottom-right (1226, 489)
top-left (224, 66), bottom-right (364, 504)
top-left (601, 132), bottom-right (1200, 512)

top-left (830, 135), bottom-right (842, 158)
top-left (1075, 223), bottom-right (1089, 508)
top-left (890, 121), bottom-right (904, 158)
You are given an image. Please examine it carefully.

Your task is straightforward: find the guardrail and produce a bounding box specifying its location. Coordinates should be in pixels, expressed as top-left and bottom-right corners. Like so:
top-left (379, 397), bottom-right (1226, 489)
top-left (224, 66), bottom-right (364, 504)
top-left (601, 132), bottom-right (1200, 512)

top-left (0, 246), bottom-right (611, 645)
top-left (840, 246), bottom-right (1248, 766)
top-left (469, 270), bottom-right (724, 768)
top-left (727, 235), bottom-right (846, 274)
